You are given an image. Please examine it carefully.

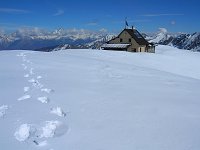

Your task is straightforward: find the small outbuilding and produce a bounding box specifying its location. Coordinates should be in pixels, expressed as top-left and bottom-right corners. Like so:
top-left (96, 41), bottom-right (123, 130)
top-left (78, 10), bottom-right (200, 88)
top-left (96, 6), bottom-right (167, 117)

top-left (101, 28), bottom-right (155, 53)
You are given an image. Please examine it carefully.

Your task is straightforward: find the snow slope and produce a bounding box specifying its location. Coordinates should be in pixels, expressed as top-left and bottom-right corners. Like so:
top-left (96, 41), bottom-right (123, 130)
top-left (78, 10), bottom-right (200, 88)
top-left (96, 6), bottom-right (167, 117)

top-left (0, 45), bottom-right (200, 150)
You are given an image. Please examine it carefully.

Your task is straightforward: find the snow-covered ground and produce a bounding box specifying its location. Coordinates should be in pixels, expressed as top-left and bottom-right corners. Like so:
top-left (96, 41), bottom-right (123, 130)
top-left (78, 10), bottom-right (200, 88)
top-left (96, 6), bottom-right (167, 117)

top-left (0, 45), bottom-right (200, 150)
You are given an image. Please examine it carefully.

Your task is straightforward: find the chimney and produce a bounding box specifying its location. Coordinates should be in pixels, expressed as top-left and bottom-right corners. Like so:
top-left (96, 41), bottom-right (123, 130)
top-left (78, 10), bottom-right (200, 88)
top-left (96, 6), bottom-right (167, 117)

top-left (132, 26), bottom-right (136, 30)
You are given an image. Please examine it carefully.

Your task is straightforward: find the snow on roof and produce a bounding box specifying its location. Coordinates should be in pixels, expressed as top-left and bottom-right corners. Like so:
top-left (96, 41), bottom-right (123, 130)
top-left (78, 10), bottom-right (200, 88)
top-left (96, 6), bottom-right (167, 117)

top-left (101, 44), bottom-right (130, 49)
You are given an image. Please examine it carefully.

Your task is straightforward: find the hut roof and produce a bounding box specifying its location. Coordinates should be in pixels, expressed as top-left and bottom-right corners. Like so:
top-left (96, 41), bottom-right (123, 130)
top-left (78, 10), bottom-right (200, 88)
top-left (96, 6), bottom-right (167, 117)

top-left (119, 29), bottom-right (149, 45)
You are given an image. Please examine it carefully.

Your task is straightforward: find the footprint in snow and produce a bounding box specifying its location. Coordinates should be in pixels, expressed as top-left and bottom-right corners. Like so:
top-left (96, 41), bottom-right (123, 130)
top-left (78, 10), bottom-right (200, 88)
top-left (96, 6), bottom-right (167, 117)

top-left (50, 107), bottom-right (66, 117)
top-left (41, 88), bottom-right (54, 93)
top-left (14, 121), bottom-right (69, 144)
top-left (21, 64), bottom-right (27, 70)
top-left (24, 74), bottom-right (29, 78)
top-left (29, 68), bottom-right (34, 75)
top-left (23, 66), bottom-right (28, 70)
top-left (18, 95), bottom-right (31, 101)
top-left (24, 87), bottom-right (30, 93)
top-left (14, 124), bottom-right (47, 146)
top-left (37, 97), bottom-right (49, 104)
top-left (28, 78), bottom-right (36, 83)
top-left (26, 60), bottom-right (30, 63)
top-left (0, 105), bottom-right (9, 118)
top-left (40, 121), bottom-right (69, 138)
top-left (17, 53), bottom-right (24, 57)
top-left (37, 76), bottom-right (42, 79)
top-left (28, 78), bottom-right (43, 88)
top-left (14, 124), bottom-right (35, 142)
top-left (33, 82), bottom-right (44, 89)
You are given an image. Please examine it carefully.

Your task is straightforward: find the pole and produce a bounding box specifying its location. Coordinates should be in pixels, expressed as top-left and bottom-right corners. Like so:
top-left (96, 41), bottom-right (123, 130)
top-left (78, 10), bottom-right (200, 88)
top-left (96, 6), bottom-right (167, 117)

top-left (124, 17), bottom-right (126, 29)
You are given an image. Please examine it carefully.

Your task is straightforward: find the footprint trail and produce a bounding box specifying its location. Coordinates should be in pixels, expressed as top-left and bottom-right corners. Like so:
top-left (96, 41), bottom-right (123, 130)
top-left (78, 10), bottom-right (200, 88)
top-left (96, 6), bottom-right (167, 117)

top-left (15, 51), bottom-right (69, 148)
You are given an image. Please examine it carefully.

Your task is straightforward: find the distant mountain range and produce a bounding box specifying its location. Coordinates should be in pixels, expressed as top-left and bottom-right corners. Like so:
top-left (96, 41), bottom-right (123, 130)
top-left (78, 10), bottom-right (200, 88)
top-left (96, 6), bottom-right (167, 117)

top-left (0, 28), bottom-right (200, 52)
top-left (0, 28), bottom-right (115, 50)
top-left (145, 28), bottom-right (200, 51)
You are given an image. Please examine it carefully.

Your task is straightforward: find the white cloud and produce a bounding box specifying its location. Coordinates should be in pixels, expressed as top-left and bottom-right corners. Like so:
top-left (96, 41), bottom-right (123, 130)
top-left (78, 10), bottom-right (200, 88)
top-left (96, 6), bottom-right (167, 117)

top-left (171, 21), bottom-right (176, 25)
top-left (129, 19), bottom-right (151, 23)
top-left (86, 22), bottom-right (98, 26)
top-left (0, 8), bottom-right (29, 14)
top-left (0, 23), bottom-right (21, 32)
top-left (99, 28), bottom-right (107, 32)
top-left (159, 28), bottom-right (168, 33)
top-left (113, 19), bottom-right (151, 24)
top-left (141, 13), bottom-right (184, 17)
top-left (53, 9), bottom-right (64, 16)
top-left (0, 28), bottom-right (5, 34)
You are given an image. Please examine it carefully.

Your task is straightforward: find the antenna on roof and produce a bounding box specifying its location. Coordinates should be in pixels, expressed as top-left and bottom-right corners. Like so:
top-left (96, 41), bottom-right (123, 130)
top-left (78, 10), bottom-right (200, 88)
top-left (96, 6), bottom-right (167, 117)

top-left (125, 17), bottom-right (129, 29)
top-left (132, 25), bottom-right (136, 30)
top-left (131, 21), bottom-right (136, 30)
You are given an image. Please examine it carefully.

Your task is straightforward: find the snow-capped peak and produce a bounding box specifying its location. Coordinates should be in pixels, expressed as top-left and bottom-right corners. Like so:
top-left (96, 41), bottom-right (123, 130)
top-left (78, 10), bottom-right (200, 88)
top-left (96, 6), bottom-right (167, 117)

top-left (149, 28), bottom-right (172, 44)
top-left (52, 28), bottom-right (65, 35)
top-left (159, 28), bottom-right (167, 34)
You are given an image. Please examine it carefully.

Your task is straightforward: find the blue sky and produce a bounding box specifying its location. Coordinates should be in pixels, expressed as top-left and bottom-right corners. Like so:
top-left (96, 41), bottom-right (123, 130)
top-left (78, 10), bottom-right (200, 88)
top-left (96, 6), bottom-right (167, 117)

top-left (0, 0), bottom-right (199, 33)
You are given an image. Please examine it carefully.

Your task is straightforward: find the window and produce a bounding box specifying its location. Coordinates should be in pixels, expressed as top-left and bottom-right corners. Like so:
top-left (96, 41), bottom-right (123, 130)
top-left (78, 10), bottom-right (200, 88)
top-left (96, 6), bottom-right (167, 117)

top-left (129, 38), bottom-right (131, 42)
top-left (120, 38), bottom-right (123, 42)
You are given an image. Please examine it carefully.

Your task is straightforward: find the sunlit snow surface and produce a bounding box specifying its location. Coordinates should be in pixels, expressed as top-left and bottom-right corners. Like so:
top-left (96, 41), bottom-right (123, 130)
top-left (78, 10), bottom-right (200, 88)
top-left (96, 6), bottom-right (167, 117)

top-left (0, 45), bottom-right (200, 150)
